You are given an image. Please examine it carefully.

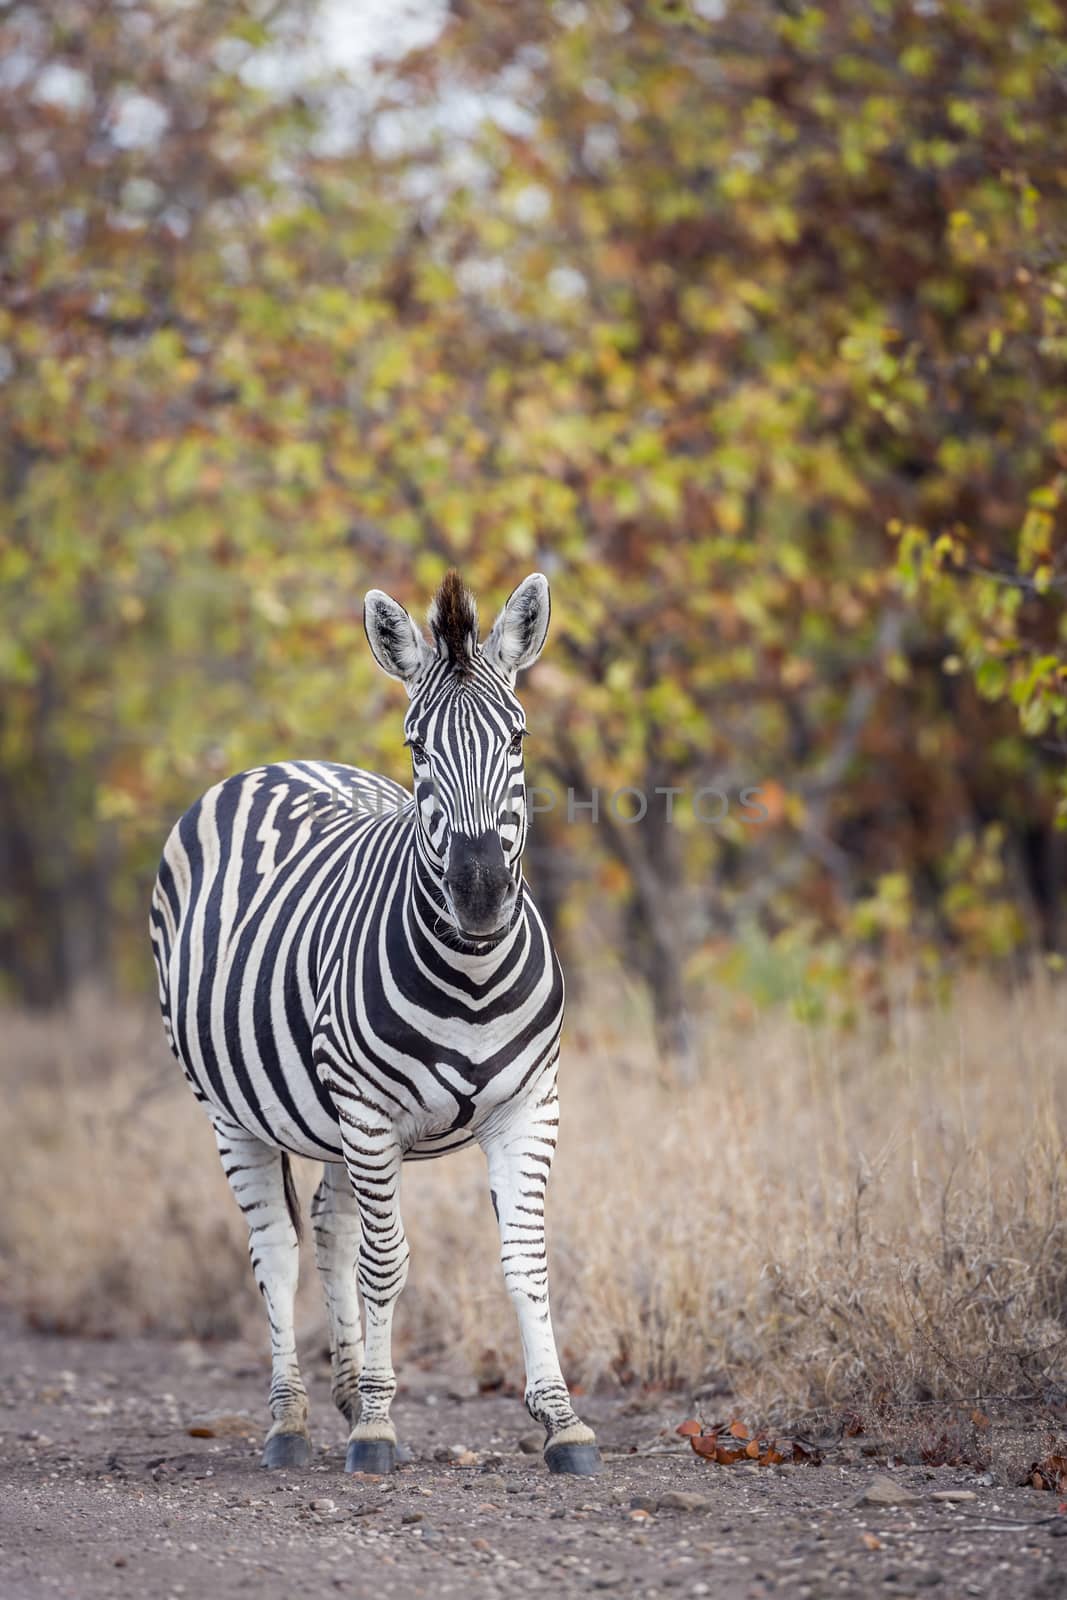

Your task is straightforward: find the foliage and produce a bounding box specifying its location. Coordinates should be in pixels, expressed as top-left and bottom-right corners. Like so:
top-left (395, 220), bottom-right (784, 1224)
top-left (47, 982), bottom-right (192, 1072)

top-left (2, 0), bottom-right (1066, 1047)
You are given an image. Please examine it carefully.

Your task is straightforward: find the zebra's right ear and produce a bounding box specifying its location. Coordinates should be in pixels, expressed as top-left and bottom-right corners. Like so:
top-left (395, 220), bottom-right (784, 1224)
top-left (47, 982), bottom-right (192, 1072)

top-left (363, 591), bottom-right (430, 687)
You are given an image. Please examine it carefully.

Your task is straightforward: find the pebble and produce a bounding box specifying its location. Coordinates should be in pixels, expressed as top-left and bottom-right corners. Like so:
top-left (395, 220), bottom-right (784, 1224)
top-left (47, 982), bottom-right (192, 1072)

top-left (309, 1498), bottom-right (336, 1515)
top-left (657, 1490), bottom-right (711, 1513)
top-left (185, 1414), bottom-right (256, 1439)
top-left (629, 1495), bottom-right (658, 1514)
top-left (401, 1511), bottom-right (423, 1525)
top-left (479, 1473), bottom-right (506, 1495)
top-left (518, 1432), bottom-right (544, 1455)
top-left (852, 1475), bottom-right (921, 1507)
top-left (929, 1489), bottom-right (976, 1503)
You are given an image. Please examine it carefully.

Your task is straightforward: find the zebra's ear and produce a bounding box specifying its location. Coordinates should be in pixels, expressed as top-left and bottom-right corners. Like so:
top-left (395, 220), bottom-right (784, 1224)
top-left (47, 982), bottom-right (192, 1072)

top-left (364, 590), bottom-right (430, 687)
top-left (482, 574), bottom-right (551, 683)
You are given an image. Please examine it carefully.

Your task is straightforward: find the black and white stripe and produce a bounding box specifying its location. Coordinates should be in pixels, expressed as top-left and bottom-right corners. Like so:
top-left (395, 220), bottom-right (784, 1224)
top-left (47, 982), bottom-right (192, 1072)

top-left (150, 573), bottom-right (599, 1475)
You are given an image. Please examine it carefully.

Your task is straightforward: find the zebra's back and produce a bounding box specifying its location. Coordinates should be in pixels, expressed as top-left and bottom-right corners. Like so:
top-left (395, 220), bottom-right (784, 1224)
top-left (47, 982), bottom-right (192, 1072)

top-left (150, 760), bottom-right (410, 1160)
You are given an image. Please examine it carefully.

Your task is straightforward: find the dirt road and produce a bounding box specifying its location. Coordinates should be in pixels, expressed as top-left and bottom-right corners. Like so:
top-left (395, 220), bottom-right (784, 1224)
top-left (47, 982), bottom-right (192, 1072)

top-left (1, 1318), bottom-right (1064, 1600)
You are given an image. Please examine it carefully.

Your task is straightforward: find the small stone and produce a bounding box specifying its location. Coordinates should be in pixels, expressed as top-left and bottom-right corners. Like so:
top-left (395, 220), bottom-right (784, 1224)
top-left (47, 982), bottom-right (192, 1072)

top-left (929, 1490), bottom-right (976, 1503)
top-left (518, 1432), bottom-right (543, 1455)
top-left (629, 1495), bottom-right (657, 1513)
top-left (1047, 1521), bottom-right (1067, 1538)
top-left (471, 1537), bottom-right (491, 1552)
top-left (453, 1448), bottom-right (478, 1468)
top-left (657, 1490), bottom-right (711, 1513)
top-left (911, 1571), bottom-right (944, 1588)
top-left (401, 1511), bottom-right (423, 1525)
top-left (853, 1475), bottom-right (921, 1507)
top-left (592, 1574), bottom-right (624, 1590)
top-left (479, 1473), bottom-right (506, 1495)
top-left (186, 1413), bottom-right (256, 1439)
top-left (309, 1498), bottom-right (336, 1514)
top-left (628, 1509), bottom-right (652, 1523)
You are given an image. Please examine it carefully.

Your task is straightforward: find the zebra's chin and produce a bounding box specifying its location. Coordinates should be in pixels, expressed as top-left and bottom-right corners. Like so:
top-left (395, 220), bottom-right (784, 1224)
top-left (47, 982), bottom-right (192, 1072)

top-left (449, 903), bottom-right (517, 942)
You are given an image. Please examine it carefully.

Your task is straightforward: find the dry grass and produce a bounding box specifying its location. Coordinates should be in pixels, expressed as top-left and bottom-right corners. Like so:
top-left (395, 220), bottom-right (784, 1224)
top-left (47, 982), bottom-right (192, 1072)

top-left (2, 974), bottom-right (1065, 1423)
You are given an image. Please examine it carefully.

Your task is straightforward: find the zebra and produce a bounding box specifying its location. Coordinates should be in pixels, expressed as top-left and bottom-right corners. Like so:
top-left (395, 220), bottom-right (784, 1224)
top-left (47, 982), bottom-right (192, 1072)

top-left (149, 571), bottom-right (600, 1477)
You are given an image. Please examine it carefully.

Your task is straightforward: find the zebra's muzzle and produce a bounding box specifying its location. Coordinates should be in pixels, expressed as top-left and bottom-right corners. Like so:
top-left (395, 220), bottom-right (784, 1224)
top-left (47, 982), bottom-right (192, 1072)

top-left (443, 830), bottom-right (516, 938)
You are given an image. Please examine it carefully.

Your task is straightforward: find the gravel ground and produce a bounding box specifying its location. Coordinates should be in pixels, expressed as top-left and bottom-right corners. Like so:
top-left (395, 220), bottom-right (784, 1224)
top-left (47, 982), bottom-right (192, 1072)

top-left (1, 1318), bottom-right (1064, 1600)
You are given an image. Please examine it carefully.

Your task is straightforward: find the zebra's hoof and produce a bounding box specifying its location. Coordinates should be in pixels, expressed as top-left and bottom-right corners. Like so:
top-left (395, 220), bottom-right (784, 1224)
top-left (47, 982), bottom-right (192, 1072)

top-left (544, 1441), bottom-right (602, 1476)
top-left (346, 1438), bottom-right (397, 1475)
top-left (261, 1432), bottom-right (312, 1469)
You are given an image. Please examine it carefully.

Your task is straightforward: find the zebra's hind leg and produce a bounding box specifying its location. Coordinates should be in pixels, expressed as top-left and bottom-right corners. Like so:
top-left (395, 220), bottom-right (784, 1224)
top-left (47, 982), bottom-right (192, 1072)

top-left (311, 1162), bottom-right (364, 1430)
top-left (339, 1126), bottom-right (408, 1474)
top-left (481, 1089), bottom-right (601, 1476)
top-left (211, 1117), bottom-right (311, 1469)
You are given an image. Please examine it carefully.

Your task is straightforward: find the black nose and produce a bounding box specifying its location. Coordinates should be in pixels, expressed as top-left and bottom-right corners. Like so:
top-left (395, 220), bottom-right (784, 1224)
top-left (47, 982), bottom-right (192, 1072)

top-left (444, 831), bottom-right (513, 932)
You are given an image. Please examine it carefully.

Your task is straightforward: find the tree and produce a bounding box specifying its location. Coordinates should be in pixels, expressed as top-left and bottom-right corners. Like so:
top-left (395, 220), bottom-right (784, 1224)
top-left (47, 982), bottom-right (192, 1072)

top-left (3, 0), bottom-right (1066, 1065)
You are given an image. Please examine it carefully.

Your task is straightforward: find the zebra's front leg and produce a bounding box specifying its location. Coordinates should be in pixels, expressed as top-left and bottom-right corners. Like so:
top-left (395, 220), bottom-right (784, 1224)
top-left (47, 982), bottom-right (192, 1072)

top-left (211, 1118), bottom-right (311, 1468)
top-left (311, 1162), bottom-right (364, 1428)
top-left (340, 1129), bottom-right (408, 1474)
top-left (482, 1092), bottom-right (600, 1476)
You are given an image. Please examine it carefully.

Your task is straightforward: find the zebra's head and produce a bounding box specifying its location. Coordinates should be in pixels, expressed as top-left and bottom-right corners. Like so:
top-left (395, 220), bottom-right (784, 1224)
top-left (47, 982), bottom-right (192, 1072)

top-left (363, 571), bottom-right (550, 940)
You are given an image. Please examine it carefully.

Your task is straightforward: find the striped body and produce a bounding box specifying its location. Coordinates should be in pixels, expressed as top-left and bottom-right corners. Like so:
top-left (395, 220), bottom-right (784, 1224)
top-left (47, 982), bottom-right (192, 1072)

top-left (150, 758), bottom-right (564, 1165)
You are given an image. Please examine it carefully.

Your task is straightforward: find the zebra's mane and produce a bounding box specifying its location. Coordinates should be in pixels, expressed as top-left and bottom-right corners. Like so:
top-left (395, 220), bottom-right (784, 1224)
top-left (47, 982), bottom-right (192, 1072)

top-left (428, 571), bottom-right (479, 680)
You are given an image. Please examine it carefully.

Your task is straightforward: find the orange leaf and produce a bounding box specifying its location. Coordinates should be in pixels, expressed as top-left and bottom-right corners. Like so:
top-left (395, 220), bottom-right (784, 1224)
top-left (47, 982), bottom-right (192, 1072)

top-left (676, 1419), bottom-right (702, 1437)
top-left (689, 1434), bottom-right (721, 1459)
top-left (971, 1410), bottom-right (991, 1431)
top-left (728, 1421), bottom-right (749, 1440)
top-left (745, 1440), bottom-right (761, 1459)
top-left (860, 1533), bottom-right (882, 1551)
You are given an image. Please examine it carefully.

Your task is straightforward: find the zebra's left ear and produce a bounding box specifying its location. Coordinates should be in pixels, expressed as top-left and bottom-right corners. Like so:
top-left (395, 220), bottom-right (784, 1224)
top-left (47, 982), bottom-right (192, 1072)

top-left (482, 574), bottom-right (551, 683)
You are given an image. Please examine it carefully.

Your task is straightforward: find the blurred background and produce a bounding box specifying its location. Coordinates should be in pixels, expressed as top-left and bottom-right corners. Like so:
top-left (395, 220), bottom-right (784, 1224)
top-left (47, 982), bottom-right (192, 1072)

top-left (1, 0), bottom-right (1065, 1411)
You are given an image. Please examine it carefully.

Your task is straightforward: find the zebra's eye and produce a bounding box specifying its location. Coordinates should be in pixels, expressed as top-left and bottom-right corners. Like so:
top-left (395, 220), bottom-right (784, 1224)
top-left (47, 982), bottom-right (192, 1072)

top-left (405, 737), bottom-right (428, 763)
top-left (509, 728), bottom-right (528, 756)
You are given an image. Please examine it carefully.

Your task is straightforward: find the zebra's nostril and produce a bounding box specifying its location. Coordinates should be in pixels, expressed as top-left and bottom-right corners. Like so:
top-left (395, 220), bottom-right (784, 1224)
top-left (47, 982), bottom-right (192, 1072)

top-left (444, 830), bottom-right (514, 929)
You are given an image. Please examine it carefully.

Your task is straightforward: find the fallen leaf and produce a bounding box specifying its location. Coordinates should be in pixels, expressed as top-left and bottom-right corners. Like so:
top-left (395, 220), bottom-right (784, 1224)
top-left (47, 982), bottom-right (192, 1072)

top-left (745, 1440), bottom-right (761, 1459)
top-left (676, 1419), bottom-right (702, 1438)
top-left (1024, 1454), bottom-right (1067, 1493)
top-left (728, 1421), bottom-right (749, 1440)
top-left (689, 1434), bottom-right (720, 1460)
